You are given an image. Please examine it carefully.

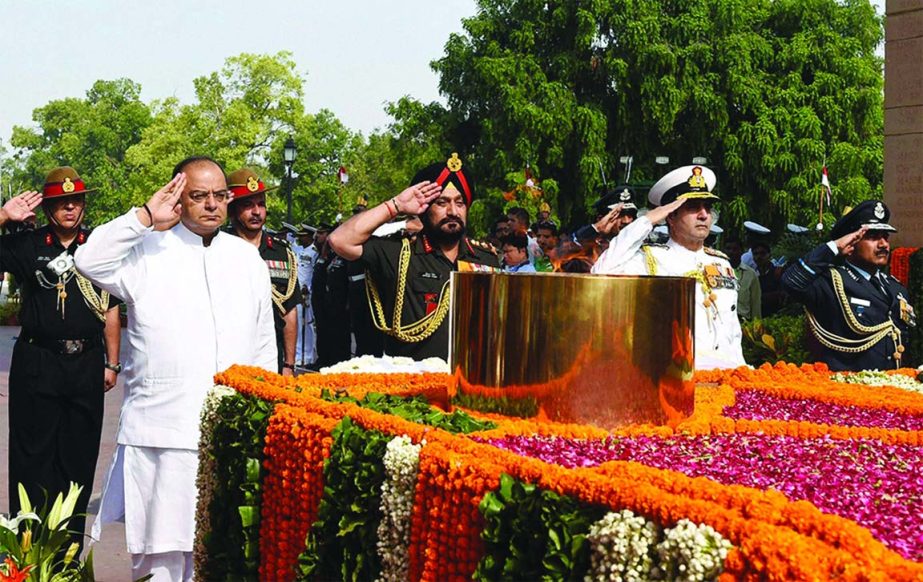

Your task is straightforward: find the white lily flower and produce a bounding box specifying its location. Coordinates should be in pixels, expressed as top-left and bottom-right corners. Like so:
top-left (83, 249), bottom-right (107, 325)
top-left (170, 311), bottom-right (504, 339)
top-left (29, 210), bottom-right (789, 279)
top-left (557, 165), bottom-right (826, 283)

top-left (0, 510), bottom-right (42, 534)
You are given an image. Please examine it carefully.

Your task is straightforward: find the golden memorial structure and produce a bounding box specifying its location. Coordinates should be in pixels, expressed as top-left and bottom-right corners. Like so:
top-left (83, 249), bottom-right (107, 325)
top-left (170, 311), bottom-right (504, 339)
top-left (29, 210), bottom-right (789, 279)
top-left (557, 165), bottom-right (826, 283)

top-left (450, 272), bottom-right (696, 428)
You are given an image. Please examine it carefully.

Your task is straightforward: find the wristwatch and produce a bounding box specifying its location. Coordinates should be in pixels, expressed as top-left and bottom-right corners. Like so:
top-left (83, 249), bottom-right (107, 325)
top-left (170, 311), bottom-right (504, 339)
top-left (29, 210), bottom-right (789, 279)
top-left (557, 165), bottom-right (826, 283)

top-left (282, 362), bottom-right (296, 371)
top-left (105, 362), bottom-right (122, 374)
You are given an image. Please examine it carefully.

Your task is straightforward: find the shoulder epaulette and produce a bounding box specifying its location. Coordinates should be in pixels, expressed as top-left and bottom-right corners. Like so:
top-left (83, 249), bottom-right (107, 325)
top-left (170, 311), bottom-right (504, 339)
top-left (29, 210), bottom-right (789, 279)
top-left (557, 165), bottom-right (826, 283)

top-left (270, 235), bottom-right (290, 249)
top-left (704, 247), bottom-right (729, 260)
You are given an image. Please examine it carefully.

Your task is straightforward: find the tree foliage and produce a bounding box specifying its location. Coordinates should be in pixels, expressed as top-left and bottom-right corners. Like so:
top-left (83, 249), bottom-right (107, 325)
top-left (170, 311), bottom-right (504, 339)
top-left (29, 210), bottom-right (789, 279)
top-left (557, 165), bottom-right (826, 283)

top-left (6, 79), bottom-right (152, 225)
top-left (2, 52), bottom-right (366, 228)
top-left (432, 0), bottom-right (883, 230)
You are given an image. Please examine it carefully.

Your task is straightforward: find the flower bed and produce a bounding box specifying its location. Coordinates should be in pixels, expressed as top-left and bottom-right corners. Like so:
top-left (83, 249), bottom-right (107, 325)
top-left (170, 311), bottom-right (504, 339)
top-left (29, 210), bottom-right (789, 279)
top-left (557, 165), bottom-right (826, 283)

top-left (196, 363), bottom-right (923, 580)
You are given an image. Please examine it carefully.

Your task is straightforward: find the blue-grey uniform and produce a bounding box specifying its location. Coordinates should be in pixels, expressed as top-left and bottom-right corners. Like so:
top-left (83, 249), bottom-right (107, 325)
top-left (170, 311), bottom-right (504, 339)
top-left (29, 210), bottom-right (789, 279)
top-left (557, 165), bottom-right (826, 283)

top-left (592, 165), bottom-right (746, 370)
top-left (782, 201), bottom-right (915, 371)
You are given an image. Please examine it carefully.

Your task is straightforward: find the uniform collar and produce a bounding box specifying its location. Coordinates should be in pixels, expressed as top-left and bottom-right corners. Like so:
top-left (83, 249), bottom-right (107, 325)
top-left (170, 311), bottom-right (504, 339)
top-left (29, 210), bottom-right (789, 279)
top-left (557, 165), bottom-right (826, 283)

top-left (666, 237), bottom-right (706, 259)
top-left (38, 225), bottom-right (89, 249)
top-left (845, 260), bottom-right (879, 281)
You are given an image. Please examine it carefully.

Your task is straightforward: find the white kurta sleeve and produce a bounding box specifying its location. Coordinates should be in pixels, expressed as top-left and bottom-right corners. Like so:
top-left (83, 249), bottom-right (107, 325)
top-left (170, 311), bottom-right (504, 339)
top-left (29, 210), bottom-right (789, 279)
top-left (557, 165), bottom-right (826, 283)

top-left (74, 209), bottom-right (153, 303)
top-left (591, 216), bottom-right (654, 274)
top-left (254, 259), bottom-right (279, 371)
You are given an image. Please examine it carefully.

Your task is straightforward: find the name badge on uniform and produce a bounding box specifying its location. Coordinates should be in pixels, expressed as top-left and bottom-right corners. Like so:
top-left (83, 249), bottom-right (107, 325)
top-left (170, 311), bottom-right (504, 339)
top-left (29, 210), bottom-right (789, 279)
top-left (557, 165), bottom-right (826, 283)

top-left (849, 297), bottom-right (871, 307)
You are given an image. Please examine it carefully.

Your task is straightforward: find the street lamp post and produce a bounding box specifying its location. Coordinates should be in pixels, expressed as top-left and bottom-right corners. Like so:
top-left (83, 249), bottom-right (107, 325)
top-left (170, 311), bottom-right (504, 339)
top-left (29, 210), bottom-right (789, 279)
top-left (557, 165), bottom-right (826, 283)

top-left (283, 136), bottom-right (297, 223)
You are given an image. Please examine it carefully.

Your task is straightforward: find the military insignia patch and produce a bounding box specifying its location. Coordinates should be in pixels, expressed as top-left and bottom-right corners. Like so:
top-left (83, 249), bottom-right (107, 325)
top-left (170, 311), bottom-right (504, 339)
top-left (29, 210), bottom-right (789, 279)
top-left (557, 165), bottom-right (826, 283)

top-left (62, 177), bottom-right (75, 193)
top-left (247, 176), bottom-right (260, 192)
top-left (619, 189), bottom-right (632, 202)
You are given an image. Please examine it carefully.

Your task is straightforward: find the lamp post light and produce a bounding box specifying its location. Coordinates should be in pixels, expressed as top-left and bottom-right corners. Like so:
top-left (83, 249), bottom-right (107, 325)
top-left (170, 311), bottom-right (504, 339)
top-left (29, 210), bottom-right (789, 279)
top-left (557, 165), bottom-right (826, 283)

top-left (283, 136), bottom-right (297, 223)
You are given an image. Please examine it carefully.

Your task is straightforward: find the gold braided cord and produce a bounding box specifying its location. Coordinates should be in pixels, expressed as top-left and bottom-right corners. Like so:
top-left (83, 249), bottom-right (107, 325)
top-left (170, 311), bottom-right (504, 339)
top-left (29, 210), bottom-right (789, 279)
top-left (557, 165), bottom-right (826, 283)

top-left (830, 270), bottom-right (895, 335)
top-left (74, 271), bottom-right (110, 323)
top-left (642, 246), bottom-right (658, 275)
top-left (365, 238), bottom-right (451, 343)
top-left (271, 247), bottom-right (299, 314)
top-left (805, 309), bottom-right (894, 354)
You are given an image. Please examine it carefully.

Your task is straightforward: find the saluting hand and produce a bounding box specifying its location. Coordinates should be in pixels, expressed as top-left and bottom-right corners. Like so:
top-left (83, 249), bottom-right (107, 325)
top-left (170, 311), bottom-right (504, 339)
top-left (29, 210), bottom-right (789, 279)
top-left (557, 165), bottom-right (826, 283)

top-left (392, 181), bottom-right (443, 216)
top-left (1, 190), bottom-right (43, 224)
top-left (140, 173), bottom-right (187, 231)
top-left (644, 197), bottom-right (687, 225)
top-left (594, 203), bottom-right (625, 235)
top-left (835, 226), bottom-right (868, 256)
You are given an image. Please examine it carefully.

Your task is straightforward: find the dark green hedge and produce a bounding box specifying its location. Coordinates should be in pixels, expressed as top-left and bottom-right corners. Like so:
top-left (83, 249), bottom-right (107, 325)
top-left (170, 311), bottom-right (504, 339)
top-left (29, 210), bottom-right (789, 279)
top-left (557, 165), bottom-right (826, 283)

top-left (474, 473), bottom-right (606, 581)
top-left (202, 392), bottom-right (274, 580)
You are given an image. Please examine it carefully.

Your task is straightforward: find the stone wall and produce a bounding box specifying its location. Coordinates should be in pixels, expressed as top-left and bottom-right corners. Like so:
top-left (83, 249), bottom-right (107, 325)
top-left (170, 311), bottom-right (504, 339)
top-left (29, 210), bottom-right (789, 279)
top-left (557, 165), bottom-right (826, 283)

top-left (885, 0), bottom-right (923, 246)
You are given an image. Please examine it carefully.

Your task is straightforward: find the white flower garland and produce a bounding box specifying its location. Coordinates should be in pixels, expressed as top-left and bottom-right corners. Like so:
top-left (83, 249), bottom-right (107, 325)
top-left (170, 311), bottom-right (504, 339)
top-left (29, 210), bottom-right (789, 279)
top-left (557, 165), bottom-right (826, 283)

top-left (652, 519), bottom-right (732, 581)
top-left (193, 384), bottom-right (237, 575)
top-left (585, 509), bottom-right (658, 581)
top-left (831, 370), bottom-right (923, 394)
top-left (586, 511), bottom-right (732, 582)
top-left (375, 435), bottom-right (423, 582)
top-left (320, 355), bottom-right (449, 374)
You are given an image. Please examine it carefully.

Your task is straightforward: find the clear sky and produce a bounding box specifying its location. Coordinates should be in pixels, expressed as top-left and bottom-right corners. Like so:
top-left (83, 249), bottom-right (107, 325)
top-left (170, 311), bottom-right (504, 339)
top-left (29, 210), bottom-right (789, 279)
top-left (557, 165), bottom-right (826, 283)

top-left (0, 0), bottom-right (477, 146)
top-left (0, 0), bottom-right (885, 148)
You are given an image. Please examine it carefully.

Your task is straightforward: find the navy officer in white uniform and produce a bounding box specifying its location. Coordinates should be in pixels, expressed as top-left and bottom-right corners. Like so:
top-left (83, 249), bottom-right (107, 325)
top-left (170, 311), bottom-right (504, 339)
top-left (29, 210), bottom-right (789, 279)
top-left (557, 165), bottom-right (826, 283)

top-left (591, 165), bottom-right (746, 370)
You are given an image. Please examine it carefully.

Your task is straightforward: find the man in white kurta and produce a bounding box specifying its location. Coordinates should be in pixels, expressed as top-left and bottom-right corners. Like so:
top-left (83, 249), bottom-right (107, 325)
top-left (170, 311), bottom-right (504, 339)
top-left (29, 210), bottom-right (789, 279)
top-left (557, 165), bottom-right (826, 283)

top-left (591, 165), bottom-right (746, 370)
top-left (75, 157), bottom-right (277, 581)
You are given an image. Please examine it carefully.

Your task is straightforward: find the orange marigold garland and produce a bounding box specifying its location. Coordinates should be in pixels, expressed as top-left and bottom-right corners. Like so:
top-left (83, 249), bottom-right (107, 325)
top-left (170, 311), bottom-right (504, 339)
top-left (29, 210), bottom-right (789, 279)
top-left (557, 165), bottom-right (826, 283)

top-left (890, 247), bottom-right (918, 287)
top-left (258, 405), bottom-right (335, 581)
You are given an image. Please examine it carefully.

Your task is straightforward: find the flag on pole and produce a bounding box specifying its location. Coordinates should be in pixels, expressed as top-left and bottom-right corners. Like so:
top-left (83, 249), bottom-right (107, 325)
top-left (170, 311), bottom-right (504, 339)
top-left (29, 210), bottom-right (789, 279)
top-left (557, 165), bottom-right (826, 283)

top-left (821, 166), bottom-right (832, 205)
top-left (337, 166), bottom-right (349, 184)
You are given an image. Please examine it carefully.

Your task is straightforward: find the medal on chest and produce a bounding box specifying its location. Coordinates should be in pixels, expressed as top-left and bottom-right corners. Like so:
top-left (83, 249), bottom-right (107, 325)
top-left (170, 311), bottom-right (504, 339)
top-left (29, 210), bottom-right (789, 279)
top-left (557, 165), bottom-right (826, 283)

top-left (457, 261), bottom-right (500, 272)
top-left (898, 293), bottom-right (917, 327)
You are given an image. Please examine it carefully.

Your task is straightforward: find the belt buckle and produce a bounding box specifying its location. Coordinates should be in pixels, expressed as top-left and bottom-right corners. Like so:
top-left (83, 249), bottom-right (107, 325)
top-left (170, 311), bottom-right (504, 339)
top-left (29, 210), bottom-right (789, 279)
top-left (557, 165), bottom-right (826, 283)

top-left (61, 339), bottom-right (84, 355)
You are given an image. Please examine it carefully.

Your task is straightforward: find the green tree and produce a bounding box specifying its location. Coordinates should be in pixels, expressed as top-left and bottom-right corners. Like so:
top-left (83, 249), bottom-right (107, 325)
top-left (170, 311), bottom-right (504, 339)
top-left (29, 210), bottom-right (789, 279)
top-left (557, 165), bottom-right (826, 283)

top-left (432, 0), bottom-right (883, 231)
top-left (125, 51), bottom-right (307, 209)
top-left (6, 79), bottom-right (152, 225)
top-left (266, 109), bottom-right (364, 227)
